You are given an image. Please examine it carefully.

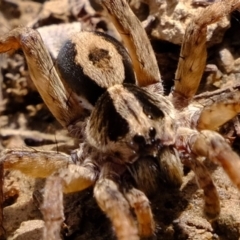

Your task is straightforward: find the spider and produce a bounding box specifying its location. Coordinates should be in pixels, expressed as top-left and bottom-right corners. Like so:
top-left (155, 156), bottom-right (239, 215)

top-left (1, 0), bottom-right (240, 239)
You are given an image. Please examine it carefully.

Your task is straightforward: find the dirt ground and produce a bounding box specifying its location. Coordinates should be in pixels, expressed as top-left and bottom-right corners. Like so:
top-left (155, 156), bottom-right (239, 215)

top-left (1, 0), bottom-right (240, 239)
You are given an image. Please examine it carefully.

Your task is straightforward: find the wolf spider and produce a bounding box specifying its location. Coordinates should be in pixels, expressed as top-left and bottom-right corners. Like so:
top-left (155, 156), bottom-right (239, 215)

top-left (1, 0), bottom-right (240, 239)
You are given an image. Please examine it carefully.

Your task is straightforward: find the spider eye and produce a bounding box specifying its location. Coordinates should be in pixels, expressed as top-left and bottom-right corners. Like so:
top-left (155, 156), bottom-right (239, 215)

top-left (133, 134), bottom-right (146, 146)
top-left (149, 127), bottom-right (156, 139)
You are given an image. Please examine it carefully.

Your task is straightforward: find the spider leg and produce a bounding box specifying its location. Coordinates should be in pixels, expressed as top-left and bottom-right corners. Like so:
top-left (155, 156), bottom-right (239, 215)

top-left (101, 0), bottom-right (162, 89)
top-left (0, 149), bottom-right (97, 192)
top-left (0, 28), bottom-right (84, 129)
top-left (59, 162), bottom-right (97, 193)
top-left (177, 127), bottom-right (240, 190)
top-left (171, 0), bottom-right (240, 109)
top-left (191, 130), bottom-right (240, 189)
top-left (194, 87), bottom-right (240, 130)
top-left (124, 187), bottom-right (155, 237)
top-left (42, 176), bottom-right (64, 240)
top-left (0, 149), bottom-right (72, 177)
top-left (182, 157), bottom-right (220, 219)
top-left (94, 162), bottom-right (139, 240)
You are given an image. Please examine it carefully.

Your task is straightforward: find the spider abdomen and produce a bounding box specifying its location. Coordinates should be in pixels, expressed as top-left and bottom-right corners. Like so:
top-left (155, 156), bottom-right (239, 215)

top-left (56, 31), bottom-right (136, 109)
top-left (86, 84), bottom-right (177, 163)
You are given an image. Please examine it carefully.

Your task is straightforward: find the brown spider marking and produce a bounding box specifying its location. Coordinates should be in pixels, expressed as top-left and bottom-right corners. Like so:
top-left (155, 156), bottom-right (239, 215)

top-left (1, 0), bottom-right (240, 239)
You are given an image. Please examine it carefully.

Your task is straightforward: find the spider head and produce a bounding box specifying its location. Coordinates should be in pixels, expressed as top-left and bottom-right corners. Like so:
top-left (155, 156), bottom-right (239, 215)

top-left (86, 84), bottom-right (177, 163)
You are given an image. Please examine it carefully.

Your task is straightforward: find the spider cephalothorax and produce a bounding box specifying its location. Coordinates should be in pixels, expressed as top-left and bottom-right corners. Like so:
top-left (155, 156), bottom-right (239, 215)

top-left (87, 83), bottom-right (176, 162)
top-left (1, 0), bottom-right (240, 239)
